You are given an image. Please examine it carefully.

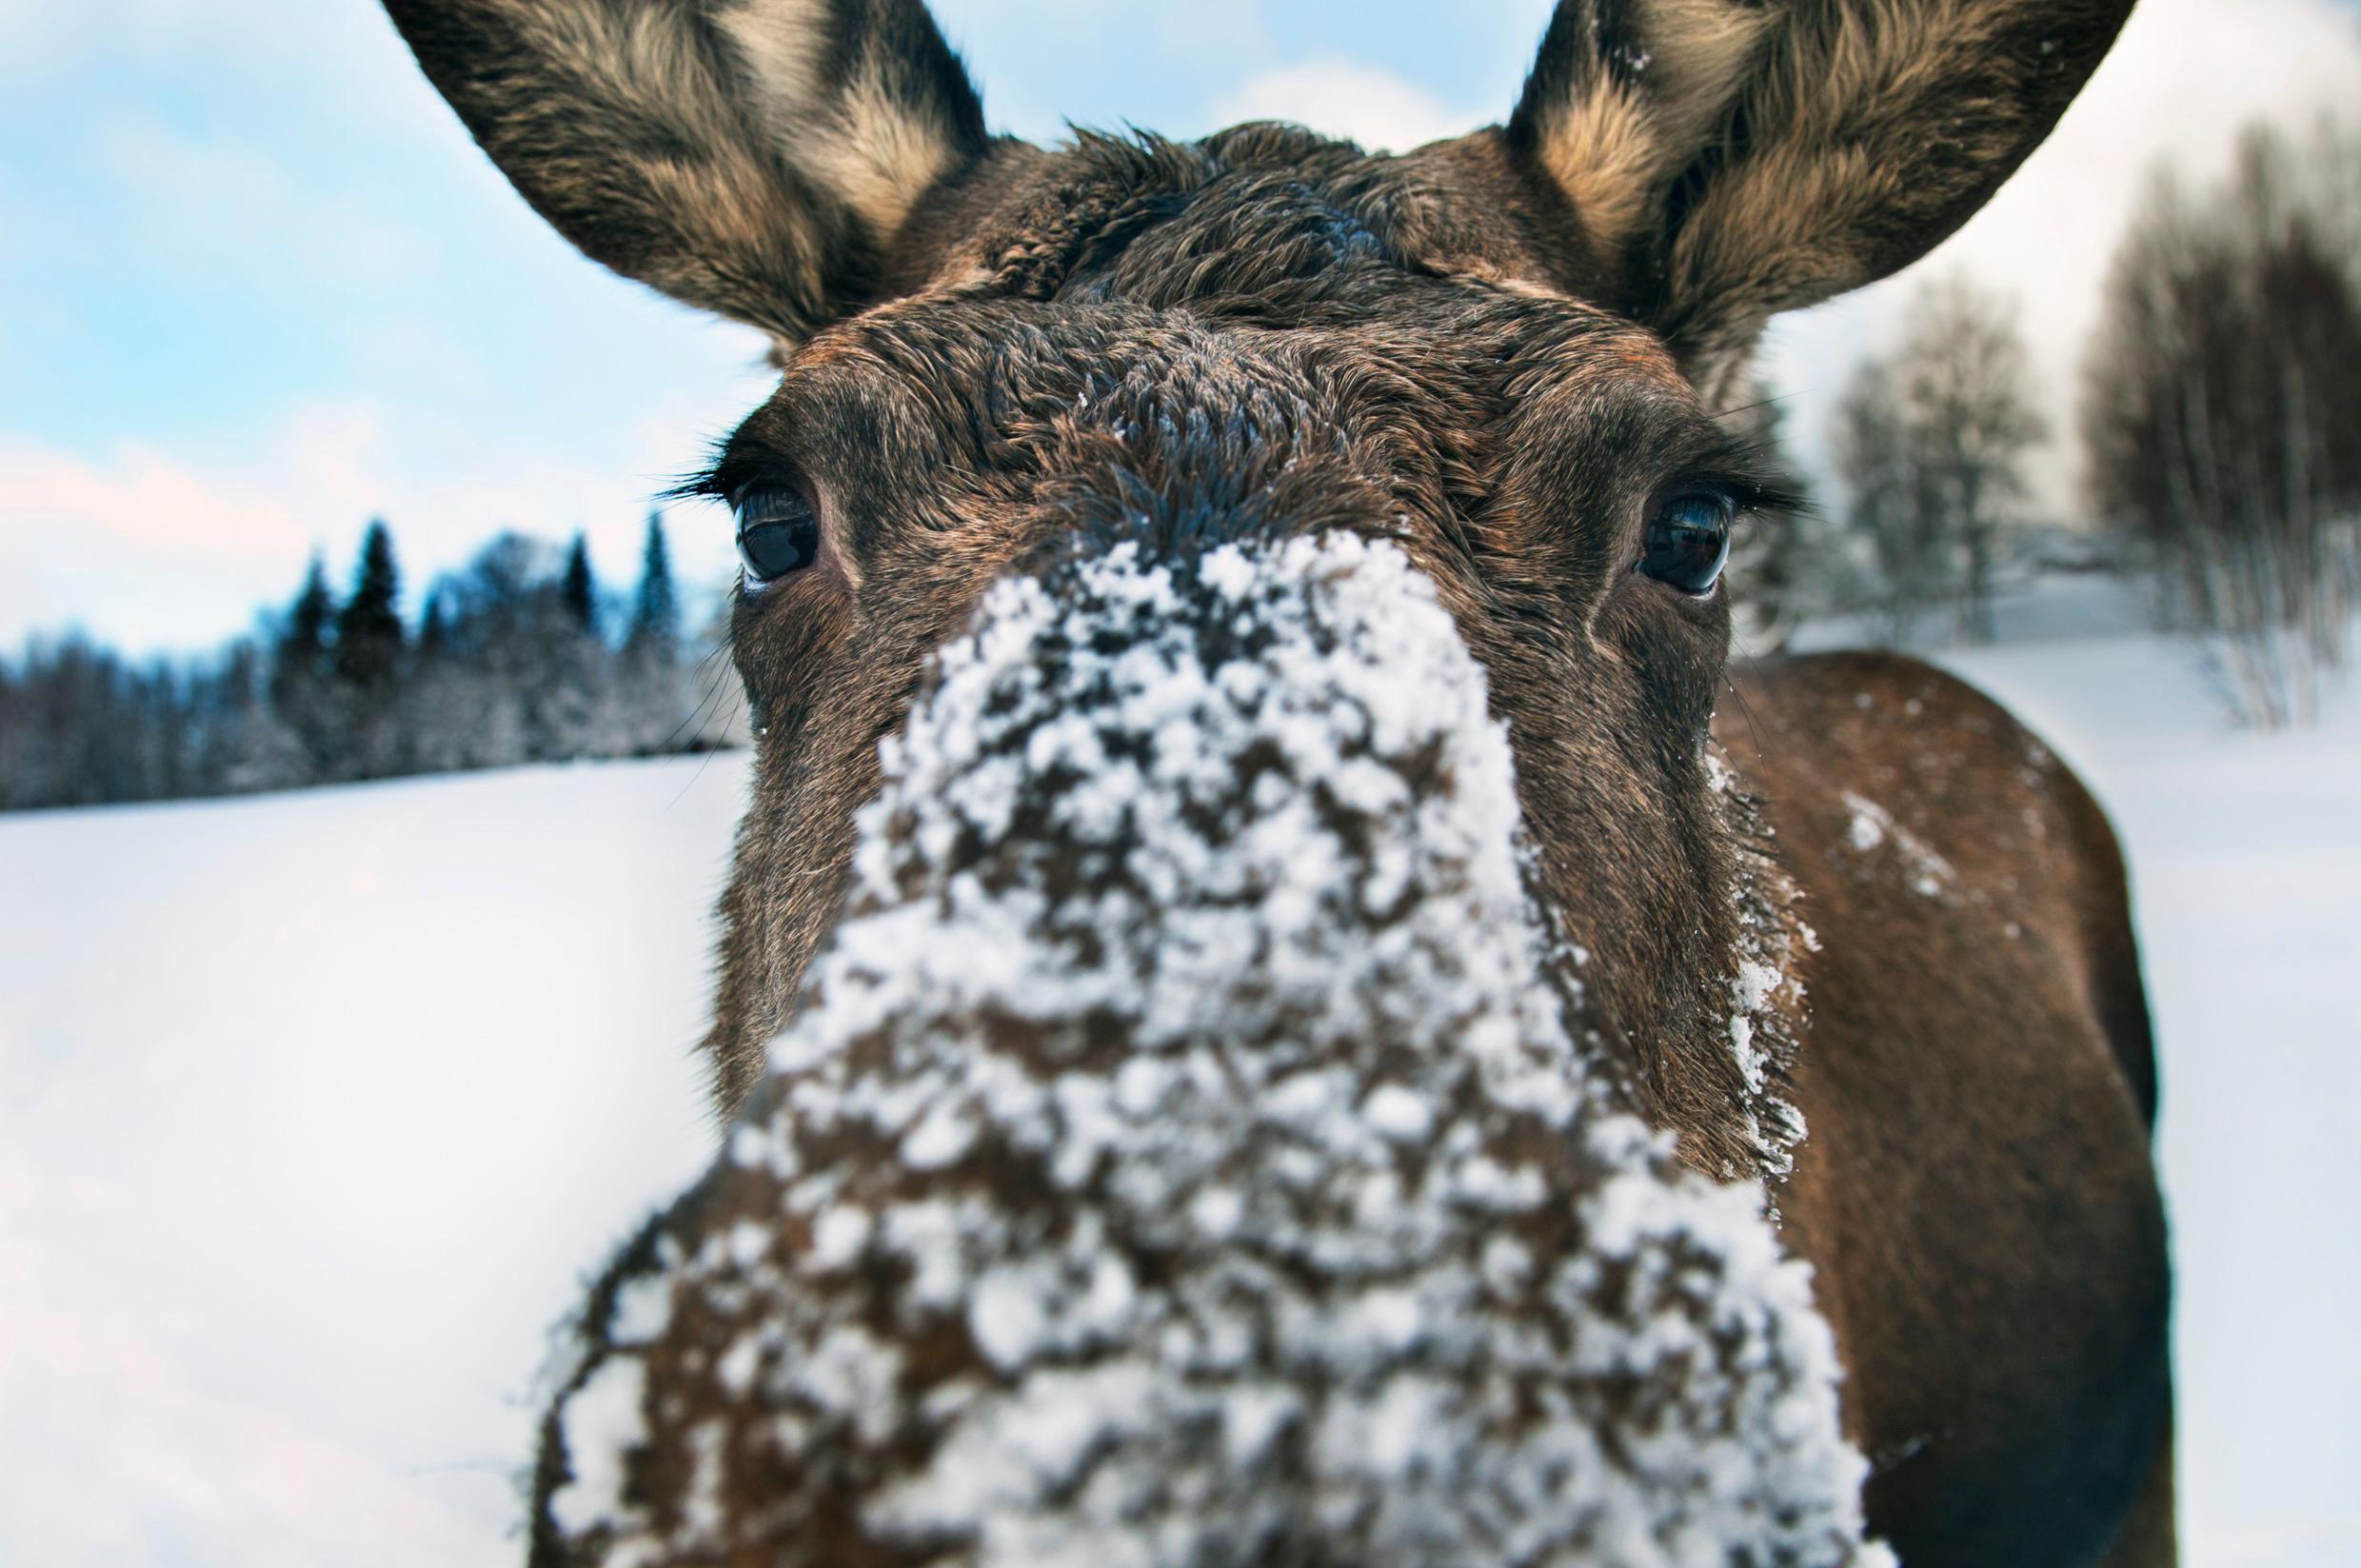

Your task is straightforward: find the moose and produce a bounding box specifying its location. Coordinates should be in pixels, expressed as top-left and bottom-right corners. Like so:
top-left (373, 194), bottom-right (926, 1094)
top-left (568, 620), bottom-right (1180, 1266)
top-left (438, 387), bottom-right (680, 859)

top-left (385, 1), bottom-right (2171, 1562)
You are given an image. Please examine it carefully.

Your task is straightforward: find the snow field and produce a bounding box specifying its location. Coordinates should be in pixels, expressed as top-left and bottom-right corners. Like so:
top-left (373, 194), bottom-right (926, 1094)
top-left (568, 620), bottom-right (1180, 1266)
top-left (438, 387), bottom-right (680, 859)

top-left (0, 601), bottom-right (2351, 1563)
top-left (0, 759), bottom-right (742, 1566)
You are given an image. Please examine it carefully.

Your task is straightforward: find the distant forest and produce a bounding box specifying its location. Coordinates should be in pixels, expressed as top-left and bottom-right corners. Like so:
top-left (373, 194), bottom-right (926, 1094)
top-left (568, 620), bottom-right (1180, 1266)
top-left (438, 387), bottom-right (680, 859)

top-left (0, 514), bottom-right (739, 812)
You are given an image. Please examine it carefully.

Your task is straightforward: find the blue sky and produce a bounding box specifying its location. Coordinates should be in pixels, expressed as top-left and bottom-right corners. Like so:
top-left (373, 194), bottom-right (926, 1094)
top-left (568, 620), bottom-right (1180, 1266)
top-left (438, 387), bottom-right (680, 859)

top-left (4, 0), bottom-right (2356, 654)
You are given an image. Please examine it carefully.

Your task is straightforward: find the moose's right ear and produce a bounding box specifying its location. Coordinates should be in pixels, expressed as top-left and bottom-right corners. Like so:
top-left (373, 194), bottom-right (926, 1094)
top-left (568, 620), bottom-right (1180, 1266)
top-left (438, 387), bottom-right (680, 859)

top-left (385, 0), bottom-right (992, 344)
top-left (1504, 0), bottom-right (2133, 392)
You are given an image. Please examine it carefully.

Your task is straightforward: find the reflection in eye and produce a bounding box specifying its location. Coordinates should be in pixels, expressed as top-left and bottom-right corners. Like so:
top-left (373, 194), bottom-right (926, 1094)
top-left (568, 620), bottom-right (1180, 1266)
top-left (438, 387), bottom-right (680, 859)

top-left (1639, 493), bottom-right (1734, 595)
top-left (736, 492), bottom-right (820, 589)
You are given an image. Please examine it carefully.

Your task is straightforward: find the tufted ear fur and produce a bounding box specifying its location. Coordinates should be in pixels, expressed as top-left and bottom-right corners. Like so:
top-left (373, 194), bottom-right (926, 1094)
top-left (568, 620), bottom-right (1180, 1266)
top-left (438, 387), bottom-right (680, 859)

top-left (1505, 0), bottom-right (2134, 392)
top-left (384, 0), bottom-right (992, 343)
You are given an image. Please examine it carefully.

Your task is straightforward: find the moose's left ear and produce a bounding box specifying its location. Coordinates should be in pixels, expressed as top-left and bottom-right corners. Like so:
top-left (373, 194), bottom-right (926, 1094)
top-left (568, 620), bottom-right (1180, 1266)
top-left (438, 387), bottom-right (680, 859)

top-left (385, 0), bottom-right (995, 346)
top-left (1505, 0), bottom-right (2133, 389)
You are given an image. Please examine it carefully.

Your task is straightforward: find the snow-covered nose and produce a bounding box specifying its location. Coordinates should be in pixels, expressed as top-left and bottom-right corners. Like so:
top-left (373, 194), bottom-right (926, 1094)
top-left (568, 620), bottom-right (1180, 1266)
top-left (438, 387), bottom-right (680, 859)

top-left (536, 529), bottom-right (1879, 1564)
top-left (828, 527), bottom-right (1536, 1057)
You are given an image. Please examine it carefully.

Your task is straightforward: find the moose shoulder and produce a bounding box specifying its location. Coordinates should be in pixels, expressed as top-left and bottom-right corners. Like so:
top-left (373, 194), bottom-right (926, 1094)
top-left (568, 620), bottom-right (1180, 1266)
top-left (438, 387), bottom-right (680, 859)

top-left (383, 0), bottom-right (2171, 1561)
top-left (1726, 651), bottom-right (2170, 1563)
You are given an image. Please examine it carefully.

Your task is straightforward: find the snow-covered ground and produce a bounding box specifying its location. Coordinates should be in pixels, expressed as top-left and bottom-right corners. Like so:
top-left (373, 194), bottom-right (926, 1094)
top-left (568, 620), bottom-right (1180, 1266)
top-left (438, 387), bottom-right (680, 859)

top-left (0, 759), bottom-right (743, 1566)
top-left (1, 596), bottom-right (2354, 1565)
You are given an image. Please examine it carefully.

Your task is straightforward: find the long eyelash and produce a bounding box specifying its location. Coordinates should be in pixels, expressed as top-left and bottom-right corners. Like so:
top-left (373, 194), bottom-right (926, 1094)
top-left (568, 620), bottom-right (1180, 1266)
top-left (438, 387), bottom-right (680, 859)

top-left (1677, 419), bottom-right (1805, 517)
top-left (1668, 466), bottom-right (1803, 528)
top-left (665, 471), bottom-right (727, 506)
top-left (666, 438), bottom-right (740, 506)
top-left (1714, 474), bottom-right (1808, 521)
top-left (673, 417), bottom-right (808, 509)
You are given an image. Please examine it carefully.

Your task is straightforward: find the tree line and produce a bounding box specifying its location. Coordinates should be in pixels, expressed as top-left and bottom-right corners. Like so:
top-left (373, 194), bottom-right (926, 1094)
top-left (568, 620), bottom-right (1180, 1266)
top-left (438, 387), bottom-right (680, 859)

top-left (1738, 117), bottom-right (2360, 728)
top-left (0, 513), bottom-right (738, 812)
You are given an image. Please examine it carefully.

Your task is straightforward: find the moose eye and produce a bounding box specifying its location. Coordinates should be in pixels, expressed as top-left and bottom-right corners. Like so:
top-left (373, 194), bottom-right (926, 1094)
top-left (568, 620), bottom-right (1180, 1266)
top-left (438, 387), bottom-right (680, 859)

top-left (736, 491), bottom-right (820, 588)
top-left (1638, 492), bottom-right (1734, 595)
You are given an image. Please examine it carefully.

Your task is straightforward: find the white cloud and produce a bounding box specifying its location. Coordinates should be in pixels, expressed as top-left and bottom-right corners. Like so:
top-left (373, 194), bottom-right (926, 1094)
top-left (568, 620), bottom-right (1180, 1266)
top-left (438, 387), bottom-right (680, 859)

top-left (0, 0), bottom-right (780, 654)
top-left (1762, 0), bottom-right (2361, 520)
top-left (1211, 59), bottom-right (1479, 153)
top-left (0, 390), bottom-right (758, 654)
top-left (1, 435), bottom-right (317, 652)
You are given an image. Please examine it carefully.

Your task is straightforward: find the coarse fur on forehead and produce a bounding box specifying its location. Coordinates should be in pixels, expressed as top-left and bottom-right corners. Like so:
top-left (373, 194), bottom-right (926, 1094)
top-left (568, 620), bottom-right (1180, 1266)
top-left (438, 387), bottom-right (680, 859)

top-left (707, 127), bottom-right (1791, 644)
top-left (704, 151), bottom-right (1788, 717)
top-left (720, 124), bottom-right (1760, 502)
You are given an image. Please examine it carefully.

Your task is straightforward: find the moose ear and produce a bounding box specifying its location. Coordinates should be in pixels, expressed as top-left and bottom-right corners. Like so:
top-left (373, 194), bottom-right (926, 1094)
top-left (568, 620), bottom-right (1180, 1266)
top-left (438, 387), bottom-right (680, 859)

top-left (384, 0), bottom-right (992, 343)
top-left (1505, 0), bottom-right (2133, 386)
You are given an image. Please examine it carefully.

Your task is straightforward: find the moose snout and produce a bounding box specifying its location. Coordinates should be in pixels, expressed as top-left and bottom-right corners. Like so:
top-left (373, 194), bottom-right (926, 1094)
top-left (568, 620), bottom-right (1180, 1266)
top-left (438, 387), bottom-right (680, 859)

top-left (863, 526), bottom-right (1527, 1030)
top-left (535, 530), bottom-right (1875, 1563)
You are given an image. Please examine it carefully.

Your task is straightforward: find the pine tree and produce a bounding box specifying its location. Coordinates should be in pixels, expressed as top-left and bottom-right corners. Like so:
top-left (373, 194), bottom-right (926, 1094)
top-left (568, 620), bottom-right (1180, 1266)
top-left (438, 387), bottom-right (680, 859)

top-left (268, 555), bottom-right (337, 782)
top-left (546, 532), bottom-right (626, 759)
top-left (319, 520), bottom-right (407, 780)
top-left (624, 510), bottom-right (691, 754)
top-left (628, 511), bottom-right (682, 650)
top-left (274, 556), bottom-right (334, 697)
top-left (561, 532), bottom-right (599, 634)
top-left (418, 590), bottom-right (451, 659)
top-left (207, 644), bottom-right (309, 796)
top-left (334, 520), bottom-right (406, 693)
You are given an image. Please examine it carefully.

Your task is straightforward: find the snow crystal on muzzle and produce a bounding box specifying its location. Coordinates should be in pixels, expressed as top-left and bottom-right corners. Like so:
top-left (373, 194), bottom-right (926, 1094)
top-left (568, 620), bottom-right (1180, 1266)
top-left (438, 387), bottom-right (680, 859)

top-left (537, 532), bottom-right (1888, 1568)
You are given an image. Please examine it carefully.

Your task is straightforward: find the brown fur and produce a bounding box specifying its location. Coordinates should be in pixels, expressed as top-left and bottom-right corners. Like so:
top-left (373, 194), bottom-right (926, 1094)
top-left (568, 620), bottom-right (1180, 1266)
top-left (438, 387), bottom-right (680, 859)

top-left (1724, 653), bottom-right (2171, 1563)
top-left (383, 2), bottom-right (2168, 1560)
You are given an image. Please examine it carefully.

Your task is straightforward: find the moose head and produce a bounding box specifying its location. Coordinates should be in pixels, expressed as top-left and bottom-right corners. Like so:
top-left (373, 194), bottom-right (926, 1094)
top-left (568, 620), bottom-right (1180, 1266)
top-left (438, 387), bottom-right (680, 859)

top-left (386, 3), bottom-right (2157, 1563)
top-left (389, 0), bottom-right (2128, 1159)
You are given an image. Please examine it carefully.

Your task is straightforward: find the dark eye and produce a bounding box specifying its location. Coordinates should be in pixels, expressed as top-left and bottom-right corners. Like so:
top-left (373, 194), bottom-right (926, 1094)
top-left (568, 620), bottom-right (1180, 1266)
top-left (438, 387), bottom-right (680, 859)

top-left (736, 491), bottom-right (821, 588)
top-left (1638, 492), bottom-right (1734, 595)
